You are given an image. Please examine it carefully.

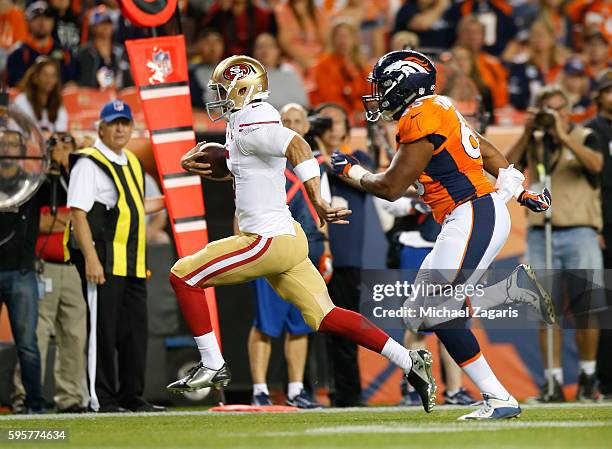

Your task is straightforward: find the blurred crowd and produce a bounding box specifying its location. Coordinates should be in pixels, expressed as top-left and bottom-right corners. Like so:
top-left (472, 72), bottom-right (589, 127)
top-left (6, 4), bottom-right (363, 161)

top-left (0, 0), bottom-right (609, 132)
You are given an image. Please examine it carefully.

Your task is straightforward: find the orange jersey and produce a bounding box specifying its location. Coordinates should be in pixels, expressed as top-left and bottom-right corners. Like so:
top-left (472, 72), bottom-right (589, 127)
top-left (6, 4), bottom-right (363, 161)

top-left (396, 95), bottom-right (496, 223)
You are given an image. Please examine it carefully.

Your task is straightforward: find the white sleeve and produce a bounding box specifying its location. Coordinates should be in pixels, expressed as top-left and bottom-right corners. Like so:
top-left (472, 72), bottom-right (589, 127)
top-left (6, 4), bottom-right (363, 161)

top-left (67, 158), bottom-right (98, 212)
top-left (56, 106), bottom-right (69, 132)
top-left (237, 125), bottom-right (297, 157)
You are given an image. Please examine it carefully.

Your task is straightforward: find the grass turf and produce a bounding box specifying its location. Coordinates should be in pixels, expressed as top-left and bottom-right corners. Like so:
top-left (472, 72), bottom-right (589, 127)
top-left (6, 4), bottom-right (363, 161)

top-left (0, 404), bottom-right (611, 449)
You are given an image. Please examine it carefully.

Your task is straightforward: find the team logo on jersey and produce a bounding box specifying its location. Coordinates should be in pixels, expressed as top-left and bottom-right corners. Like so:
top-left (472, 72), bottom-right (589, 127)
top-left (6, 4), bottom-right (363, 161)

top-left (223, 64), bottom-right (253, 81)
top-left (147, 47), bottom-right (173, 84)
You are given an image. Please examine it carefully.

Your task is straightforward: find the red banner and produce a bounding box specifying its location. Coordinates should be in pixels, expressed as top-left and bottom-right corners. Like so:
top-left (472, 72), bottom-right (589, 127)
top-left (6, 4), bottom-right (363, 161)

top-left (125, 35), bottom-right (220, 344)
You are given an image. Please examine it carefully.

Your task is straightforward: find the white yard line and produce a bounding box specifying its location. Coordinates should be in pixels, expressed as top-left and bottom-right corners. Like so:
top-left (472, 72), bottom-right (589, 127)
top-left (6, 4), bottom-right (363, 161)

top-left (262, 421), bottom-right (612, 437)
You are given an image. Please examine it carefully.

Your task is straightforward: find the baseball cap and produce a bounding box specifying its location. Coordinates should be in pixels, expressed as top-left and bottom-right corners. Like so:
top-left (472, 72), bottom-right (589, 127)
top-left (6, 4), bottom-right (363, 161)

top-left (100, 100), bottom-right (133, 123)
top-left (563, 58), bottom-right (587, 76)
top-left (91, 6), bottom-right (113, 27)
top-left (595, 70), bottom-right (612, 92)
top-left (26, 1), bottom-right (53, 21)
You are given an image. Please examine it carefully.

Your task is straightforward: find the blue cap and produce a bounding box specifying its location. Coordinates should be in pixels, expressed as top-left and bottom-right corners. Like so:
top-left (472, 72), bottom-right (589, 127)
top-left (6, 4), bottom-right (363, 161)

top-left (100, 100), bottom-right (133, 123)
top-left (563, 58), bottom-right (586, 76)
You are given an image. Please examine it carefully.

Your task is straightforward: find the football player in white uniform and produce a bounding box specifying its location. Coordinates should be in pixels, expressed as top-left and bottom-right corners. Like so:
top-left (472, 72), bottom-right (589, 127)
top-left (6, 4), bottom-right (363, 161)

top-left (166, 56), bottom-right (437, 413)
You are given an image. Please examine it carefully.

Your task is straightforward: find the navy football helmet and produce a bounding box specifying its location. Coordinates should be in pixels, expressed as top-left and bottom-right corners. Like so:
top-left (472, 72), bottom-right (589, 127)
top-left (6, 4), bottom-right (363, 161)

top-left (362, 50), bottom-right (437, 122)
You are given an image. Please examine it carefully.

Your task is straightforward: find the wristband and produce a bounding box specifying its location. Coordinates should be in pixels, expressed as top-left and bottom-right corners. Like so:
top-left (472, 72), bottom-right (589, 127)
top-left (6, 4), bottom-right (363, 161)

top-left (347, 164), bottom-right (369, 182)
top-left (294, 158), bottom-right (320, 183)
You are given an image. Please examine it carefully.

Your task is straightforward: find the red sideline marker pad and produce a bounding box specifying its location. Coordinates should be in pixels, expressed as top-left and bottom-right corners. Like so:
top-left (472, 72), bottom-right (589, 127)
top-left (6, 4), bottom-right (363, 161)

top-left (210, 405), bottom-right (299, 413)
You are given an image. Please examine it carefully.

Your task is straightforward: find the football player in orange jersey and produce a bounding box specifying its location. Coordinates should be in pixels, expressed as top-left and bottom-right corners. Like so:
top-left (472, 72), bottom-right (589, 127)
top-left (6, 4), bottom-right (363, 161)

top-left (331, 50), bottom-right (553, 420)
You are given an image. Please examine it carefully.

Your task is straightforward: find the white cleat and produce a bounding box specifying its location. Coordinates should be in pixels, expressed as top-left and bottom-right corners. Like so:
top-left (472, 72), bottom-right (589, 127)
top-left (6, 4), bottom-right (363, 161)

top-left (457, 394), bottom-right (521, 420)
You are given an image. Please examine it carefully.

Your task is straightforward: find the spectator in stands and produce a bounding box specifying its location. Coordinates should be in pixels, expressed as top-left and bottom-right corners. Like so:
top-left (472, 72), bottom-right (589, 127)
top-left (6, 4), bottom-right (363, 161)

top-left (449, 0), bottom-right (517, 57)
top-left (331, 0), bottom-right (390, 61)
top-left (81, 1), bottom-right (143, 46)
top-left (507, 20), bottom-right (568, 110)
top-left (567, 0), bottom-right (611, 48)
top-left (455, 15), bottom-right (508, 109)
top-left (310, 20), bottom-right (370, 125)
top-left (393, 0), bottom-right (456, 53)
top-left (202, 0), bottom-right (276, 58)
top-left (507, 85), bottom-right (604, 402)
top-left (248, 104), bottom-right (326, 409)
top-left (448, 44), bottom-right (494, 125)
top-left (561, 58), bottom-right (597, 123)
top-left (587, 70), bottom-right (612, 401)
top-left (252, 33), bottom-right (308, 109)
top-left (312, 102), bottom-right (372, 407)
top-left (14, 57), bottom-right (68, 134)
top-left (514, 0), bottom-right (573, 49)
top-left (49, 0), bottom-right (81, 54)
top-left (583, 29), bottom-right (611, 80)
top-left (7, 1), bottom-right (74, 87)
top-left (275, 0), bottom-right (328, 73)
top-left (76, 6), bottom-right (132, 90)
top-left (189, 30), bottom-right (225, 110)
top-left (0, 0), bottom-right (28, 72)
top-left (390, 30), bottom-right (419, 51)
top-left (12, 132), bottom-right (88, 414)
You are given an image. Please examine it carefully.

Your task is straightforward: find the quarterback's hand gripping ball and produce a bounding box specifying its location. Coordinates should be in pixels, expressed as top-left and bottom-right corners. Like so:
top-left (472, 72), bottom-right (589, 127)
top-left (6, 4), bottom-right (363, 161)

top-left (517, 188), bottom-right (552, 212)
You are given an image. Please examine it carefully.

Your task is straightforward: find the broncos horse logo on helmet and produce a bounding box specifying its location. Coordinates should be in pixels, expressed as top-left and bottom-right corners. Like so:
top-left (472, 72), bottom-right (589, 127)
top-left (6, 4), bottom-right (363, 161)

top-left (362, 50), bottom-right (436, 122)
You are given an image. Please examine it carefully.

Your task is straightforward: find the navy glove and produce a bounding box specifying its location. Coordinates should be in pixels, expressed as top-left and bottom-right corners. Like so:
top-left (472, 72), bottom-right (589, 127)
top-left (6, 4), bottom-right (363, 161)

top-left (330, 150), bottom-right (360, 177)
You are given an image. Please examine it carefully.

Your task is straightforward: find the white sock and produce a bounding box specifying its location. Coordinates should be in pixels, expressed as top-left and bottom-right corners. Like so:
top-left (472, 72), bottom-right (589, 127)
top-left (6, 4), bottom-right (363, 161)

top-left (545, 367), bottom-right (564, 384)
top-left (253, 383), bottom-right (269, 396)
top-left (194, 332), bottom-right (225, 370)
top-left (381, 338), bottom-right (413, 372)
top-left (287, 382), bottom-right (303, 400)
top-left (461, 354), bottom-right (510, 399)
top-left (579, 360), bottom-right (596, 376)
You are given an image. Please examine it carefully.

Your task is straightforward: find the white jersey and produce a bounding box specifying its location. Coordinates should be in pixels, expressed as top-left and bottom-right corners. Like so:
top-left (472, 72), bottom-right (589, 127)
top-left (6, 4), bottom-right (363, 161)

top-left (225, 101), bottom-right (298, 237)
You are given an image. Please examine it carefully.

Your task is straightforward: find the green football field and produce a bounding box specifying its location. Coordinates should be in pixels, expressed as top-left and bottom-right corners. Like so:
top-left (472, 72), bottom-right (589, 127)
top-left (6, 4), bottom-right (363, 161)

top-left (0, 403), bottom-right (611, 449)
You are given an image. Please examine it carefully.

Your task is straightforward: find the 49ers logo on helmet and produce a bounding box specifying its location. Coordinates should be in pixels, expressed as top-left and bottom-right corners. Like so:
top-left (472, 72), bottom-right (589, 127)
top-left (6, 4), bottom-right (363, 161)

top-left (223, 64), bottom-right (253, 81)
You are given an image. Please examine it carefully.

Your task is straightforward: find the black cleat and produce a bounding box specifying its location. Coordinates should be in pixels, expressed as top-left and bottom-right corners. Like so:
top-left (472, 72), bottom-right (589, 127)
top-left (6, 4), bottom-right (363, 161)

top-left (406, 349), bottom-right (437, 413)
top-left (166, 362), bottom-right (231, 393)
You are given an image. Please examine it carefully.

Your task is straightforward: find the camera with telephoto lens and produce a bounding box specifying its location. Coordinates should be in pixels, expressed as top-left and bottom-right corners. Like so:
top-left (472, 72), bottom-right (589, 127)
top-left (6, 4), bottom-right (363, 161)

top-left (533, 108), bottom-right (556, 130)
top-left (304, 114), bottom-right (333, 150)
top-left (308, 115), bottom-right (333, 137)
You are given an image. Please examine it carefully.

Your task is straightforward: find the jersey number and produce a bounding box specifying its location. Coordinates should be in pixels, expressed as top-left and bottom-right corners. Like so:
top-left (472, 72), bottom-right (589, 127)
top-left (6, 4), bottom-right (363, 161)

top-left (433, 96), bottom-right (481, 159)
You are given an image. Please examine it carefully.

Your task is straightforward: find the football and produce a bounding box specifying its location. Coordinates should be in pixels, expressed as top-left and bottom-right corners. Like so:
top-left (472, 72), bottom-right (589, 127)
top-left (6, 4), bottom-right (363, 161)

top-left (195, 142), bottom-right (230, 179)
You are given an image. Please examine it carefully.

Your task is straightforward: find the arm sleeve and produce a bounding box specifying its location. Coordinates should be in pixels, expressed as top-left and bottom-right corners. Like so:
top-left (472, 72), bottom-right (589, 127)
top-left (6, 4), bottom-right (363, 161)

top-left (584, 132), bottom-right (603, 154)
top-left (67, 158), bottom-right (97, 212)
top-left (237, 125), bottom-right (297, 157)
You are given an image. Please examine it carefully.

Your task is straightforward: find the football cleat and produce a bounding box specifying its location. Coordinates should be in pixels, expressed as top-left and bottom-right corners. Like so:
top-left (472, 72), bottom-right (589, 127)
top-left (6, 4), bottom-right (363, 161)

top-left (506, 264), bottom-right (556, 325)
top-left (406, 349), bottom-right (437, 413)
top-left (166, 362), bottom-right (231, 393)
top-left (458, 394), bottom-right (521, 420)
top-left (286, 390), bottom-right (322, 409)
top-left (252, 392), bottom-right (273, 406)
top-left (444, 388), bottom-right (480, 406)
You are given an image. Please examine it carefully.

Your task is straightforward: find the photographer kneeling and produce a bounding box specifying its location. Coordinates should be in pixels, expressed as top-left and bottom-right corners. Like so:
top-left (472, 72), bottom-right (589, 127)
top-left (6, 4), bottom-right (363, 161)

top-left (507, 85), bottom-right (604, 402)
